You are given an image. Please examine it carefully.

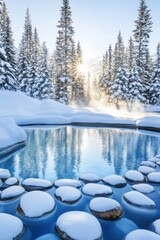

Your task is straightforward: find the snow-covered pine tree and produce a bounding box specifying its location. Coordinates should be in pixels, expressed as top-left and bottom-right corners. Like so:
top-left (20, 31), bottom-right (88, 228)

top-left (2, 2), bottom-right (17, 73)
top-left (113, 31), bottom-right (125, 78)
top-left (0, 1), bottom-right (16, 91)
top-left (55, 0), bottom-right (74, 104)
top-left (27, 28), bottom-right (41, 97)
top-left (17, 36), bottom-right (29, 93)
top-left (133, 0), bottom-right (152, 102)
top-left (109, 66), bottom-right (128, 109)
top-left (17, 8), bottom-right (34, 95)
top-left (127, 63), bottom-right (145, 106)
top-left (49, 52), bottom-right (57, 91)
top-left (75, 41), bottom-right (86, 104)
top-left (36, 42), bottom-right (54, 99)
top-left (150, 43), bottom-right (160, 105)
top-left (127, 37), bottom-right (135, 72)
top-left (108, 44), bottom-right (113, 82)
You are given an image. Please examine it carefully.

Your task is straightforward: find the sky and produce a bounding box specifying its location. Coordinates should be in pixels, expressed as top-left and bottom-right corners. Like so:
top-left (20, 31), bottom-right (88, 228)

top-left (4, 0), bottom-right (160, 61)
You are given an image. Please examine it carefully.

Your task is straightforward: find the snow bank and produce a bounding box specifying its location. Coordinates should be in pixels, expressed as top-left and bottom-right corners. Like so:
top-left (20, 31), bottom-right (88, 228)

top-left (0, 118), bottom-right (26, 149)
top-left (1, 90), bottom-right (160, 150)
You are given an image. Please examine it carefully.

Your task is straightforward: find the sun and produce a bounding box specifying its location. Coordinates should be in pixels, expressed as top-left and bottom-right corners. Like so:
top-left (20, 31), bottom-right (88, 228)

top-left (77, 63), bottom-right (89, 76)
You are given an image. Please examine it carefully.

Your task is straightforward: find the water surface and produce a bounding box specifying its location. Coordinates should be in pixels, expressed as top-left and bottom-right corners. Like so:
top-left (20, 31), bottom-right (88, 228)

top-left (0, 126), bottom-right (160, 181)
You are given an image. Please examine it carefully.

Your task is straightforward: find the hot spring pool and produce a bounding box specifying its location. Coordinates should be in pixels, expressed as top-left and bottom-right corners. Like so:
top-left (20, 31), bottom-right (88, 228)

top-left (1, 126), bottom-right (160, 181)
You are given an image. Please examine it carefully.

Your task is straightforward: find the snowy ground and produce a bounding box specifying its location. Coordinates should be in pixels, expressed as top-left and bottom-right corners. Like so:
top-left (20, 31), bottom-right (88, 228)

top-left (0, 90), bottom-right (160, 149)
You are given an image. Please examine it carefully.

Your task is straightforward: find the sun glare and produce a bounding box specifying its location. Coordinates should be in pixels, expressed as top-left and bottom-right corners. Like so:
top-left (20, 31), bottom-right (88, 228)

top-left (77, 63), bottom-right (89, 76)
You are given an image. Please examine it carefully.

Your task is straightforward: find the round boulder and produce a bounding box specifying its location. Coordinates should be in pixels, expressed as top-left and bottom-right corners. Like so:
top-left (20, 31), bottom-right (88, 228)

top-left (0, 213), bottom-right (24, 240)
top-left (141, 161), bottom-right (157, 168)
top-left (54, 179), bottom-right (82, 188)
top-left (125, 229), bottom-right (160, 240)
top-left (56, 211), bottom-right (103, 240)
top-left (152, 219), bottom-right (160, 235)
top-left (89, 197), bottom-right (123, 220)
top-left (17, 190), bottom-right (55, 218)
top-left (123, 191), bottom-right (155, 209)
top-left (3, 177), bottom-right (19, 188)
top-left (132, 183), bottom-right (154, 194)
top-left (22, 178), bottom-right (53, 191)
top-left (125, 170), bottom-right (145, 183)
top-left (55, 186), bottom-right (82, 204)
top-left (1, 186), bottom-right (25, 200)
top-left (138, 166), bottom-right (155, 175)
top-left (102, 174), bottom-right (127, 188)
top-left (82, 183), bottom-right (112, 197)
top-left (0, 168), bottom-right (11, 179)
top-left (79, 173), bottom-right (100, 183)
top-left (147, 172), bottom-right (160, 183)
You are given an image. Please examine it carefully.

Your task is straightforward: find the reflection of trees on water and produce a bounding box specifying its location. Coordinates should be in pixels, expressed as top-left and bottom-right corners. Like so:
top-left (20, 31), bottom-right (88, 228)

top-left (0, 127), bottom-right (160, 180)
top-left (98, 128), bottom-right (160, 175)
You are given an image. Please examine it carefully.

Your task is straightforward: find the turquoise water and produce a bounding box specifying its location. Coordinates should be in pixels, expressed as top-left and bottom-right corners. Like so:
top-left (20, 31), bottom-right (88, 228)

top-left (0, 126), bottom-right (160, 181)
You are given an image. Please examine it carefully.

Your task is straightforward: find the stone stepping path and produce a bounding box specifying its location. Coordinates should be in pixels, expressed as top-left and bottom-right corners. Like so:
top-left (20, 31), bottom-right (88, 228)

top-left (55, 186), bottom-right (82, 204)
top-left (82, 183), bottom-right (112, 197)
top-left (54, 179), bottom-right (82, 188)
top-left (131, 183), bottom-right (154, 194)
top-left (125, 170), bottom-right (145, 183)
top-left (22, 178), bottom-right (53, 191)
top-left (79, 173), bottom-right (100, 183)
top-left (102, 174), bottom-right (127, 188)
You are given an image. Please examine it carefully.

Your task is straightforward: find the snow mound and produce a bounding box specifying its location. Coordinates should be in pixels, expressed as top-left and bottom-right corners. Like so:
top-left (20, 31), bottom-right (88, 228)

top-left (89, 197), bottom-right (123, 220)
top-left (22, 178), bottom-right (53, 191)
top-left (35, 233), bottom-right (60, 240)
top-left (56, 211), bottom-right (103, 240)
top-left (149, 157), bottom-right (160, 163)
top-left (4, 177), bottom-right (19, 186)
top-left (152, 219), bottom-right (160, 235)
top-left (147, 172), bottom-right (160, 183)
top-left (82, 183), bottom-right (112, 197)
top-left (123, 191), bottom-right (156, 208)
top-left (0, 168), bottom-right (11, 179)
top-left (54, 179), bottom-right (82, 188)
top-left (18, 190), bottom-right (55, 217)
top-left (0, 118), bottom-right (26, 149)
top-left (0, 213), bottom-right (23, 240)
top-left (79, 173), bottom-right (100, 183)
top-left (141, 161), bottom-right (157, 168)
top-left (1, 186), bottom-right (25, 200)
top-left (138, 166), bottom-right (155, 175)
top-left (102, 174), bottom-right (127, 188)
top-left (125, 170), bottom-right (145, 183)
top-left (55, 186), bottom-right (82, 204)
top-left (125, 229), bottom-right (160, 240)
top-left (132, 183), bottom-right (154, 194)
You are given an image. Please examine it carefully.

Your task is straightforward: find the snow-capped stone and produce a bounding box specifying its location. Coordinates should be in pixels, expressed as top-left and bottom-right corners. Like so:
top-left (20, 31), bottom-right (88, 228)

top-left (35, 233), bottom-right (60, 240)
top-left (0, 168), bottom-right (11, 179)
top-left (138, 166), bottom-right (155, 175)
top-left (1, 186), bottom-right (25, 200)
top-left (89, 197), bottom-right (123, 220)
top-left (82, 183), bottom-right (112, 197)
top-left (155, 155), bottom-right (160, 159)
top-left (123, 191), bottom-right (156, 209)
top-left (54, 179), bottom-right (82, 188)
top-left (4, 177), bottom-right (19, 187)
top-left (152, 219), bottom-right (160, 235)
top-left (102, 174), bottom-right (127, 188)
top-left (125, 229), bottom-right (160, 240)
top-left (55, 186), bottom-right (82, 204)
top-left (149, 157), bottom-right (160, 163)
top-left (0, 213), bottom-right (24, 240)
top-left (147, 172), bottom-right (160, 183)
top-left (18, 191), bottom-right (55, 217)
top-left (125, 170), bottom-right (145, 183)
top-left (22, 178), bottom-right (53, 191)
top-left (141, 161), bottom-right (157, 168)
top-left (132, 183), bottom-right (154, 194)
top-left (79, 173), bottom-right (100, 183)
top-left (56, 211), bottom-right (103, 240)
